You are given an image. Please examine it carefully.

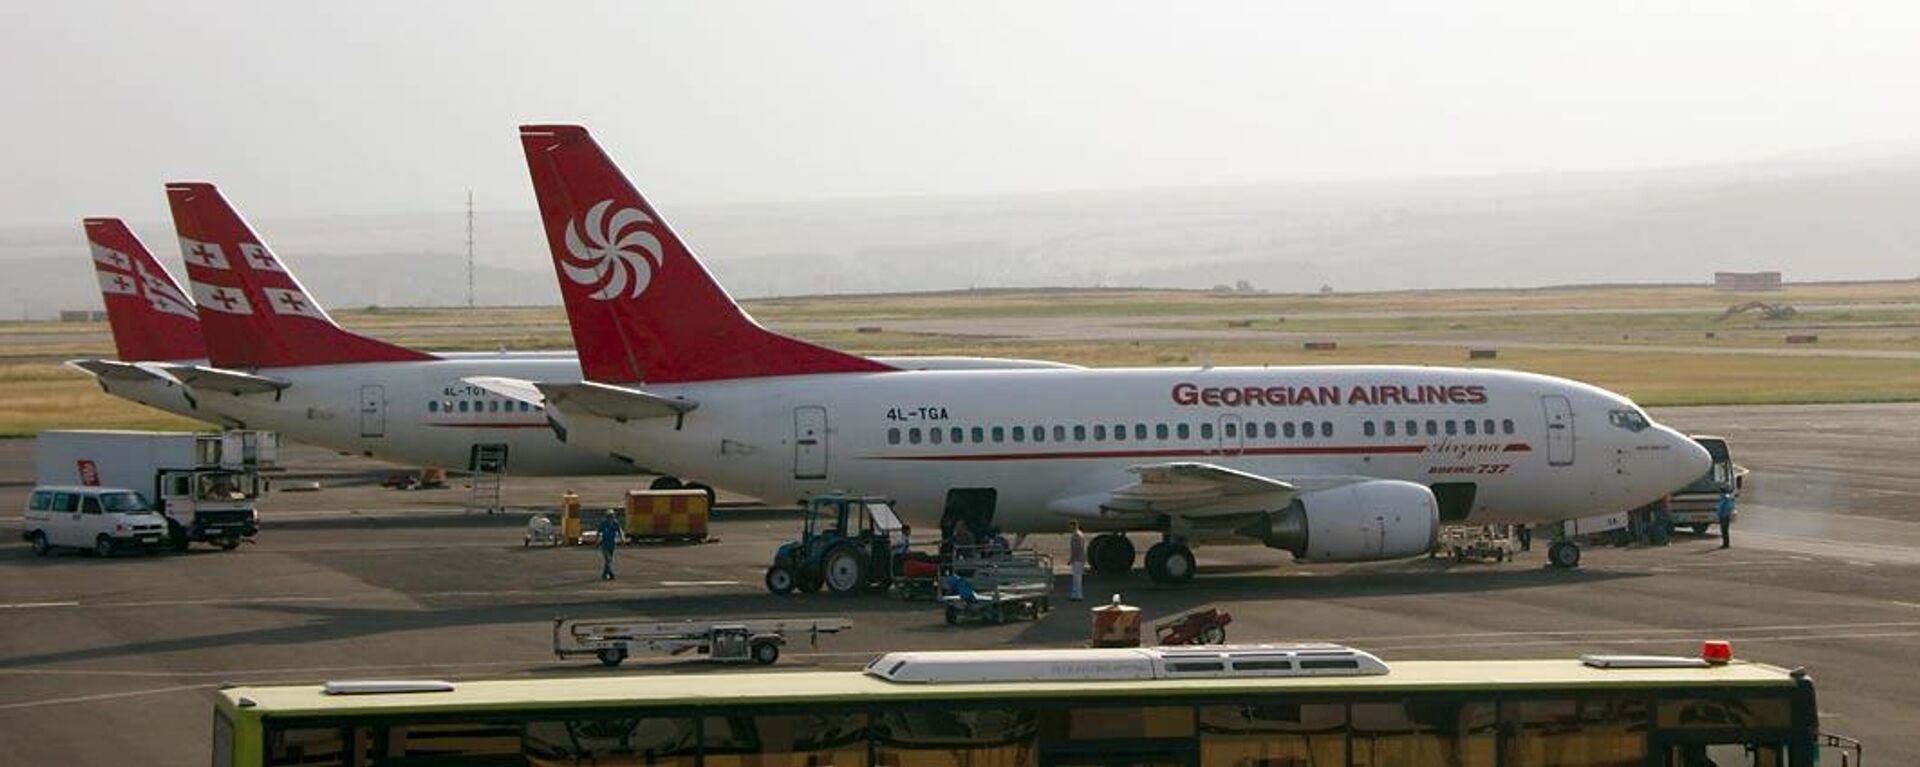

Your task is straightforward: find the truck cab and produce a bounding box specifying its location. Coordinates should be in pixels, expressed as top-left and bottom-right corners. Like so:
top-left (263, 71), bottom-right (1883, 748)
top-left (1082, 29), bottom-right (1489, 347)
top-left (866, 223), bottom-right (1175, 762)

top-left (154, 468), bottom-right (261, 550)
top-left (34, 430), bottom-right (272, 552)
top-left (21, 486), bottom-right (169, 556)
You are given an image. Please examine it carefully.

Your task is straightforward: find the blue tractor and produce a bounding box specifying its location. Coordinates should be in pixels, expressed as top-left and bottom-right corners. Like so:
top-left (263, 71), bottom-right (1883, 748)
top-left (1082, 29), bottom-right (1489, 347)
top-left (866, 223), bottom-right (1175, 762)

top-left (764, 493), bottom-right (905, 596)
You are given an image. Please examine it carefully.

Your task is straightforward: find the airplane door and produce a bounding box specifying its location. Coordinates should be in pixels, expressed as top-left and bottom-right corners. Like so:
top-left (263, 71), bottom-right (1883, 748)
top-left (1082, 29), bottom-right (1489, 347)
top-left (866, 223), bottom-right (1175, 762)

top-left (793, 406), bottom-right (828, 480)
top-left (359, 384), bottom-right (386, 438)
top-left (1216, 414), bottom-right (1245, 456)
top-left (1542, 394), bottom-right (1574, 466)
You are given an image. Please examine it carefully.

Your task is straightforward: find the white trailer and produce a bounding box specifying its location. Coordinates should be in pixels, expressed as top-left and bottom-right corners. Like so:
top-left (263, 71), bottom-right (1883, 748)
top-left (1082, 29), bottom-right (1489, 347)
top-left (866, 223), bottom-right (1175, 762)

top-left (553, 616), bottom-right (852, 667)
top-left (34, 430), bottom-right (273, 550)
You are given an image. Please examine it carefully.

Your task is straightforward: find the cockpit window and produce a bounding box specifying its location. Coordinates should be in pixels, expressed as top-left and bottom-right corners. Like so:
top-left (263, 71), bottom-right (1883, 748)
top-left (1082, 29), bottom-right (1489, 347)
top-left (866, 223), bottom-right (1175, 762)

top-left (1607, 408), bottom-right (1651, 433)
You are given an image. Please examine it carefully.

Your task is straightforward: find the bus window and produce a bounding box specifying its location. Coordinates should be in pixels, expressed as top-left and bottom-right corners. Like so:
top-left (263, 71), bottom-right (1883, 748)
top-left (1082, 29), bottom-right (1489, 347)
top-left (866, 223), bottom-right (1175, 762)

top-left (703, 713), bottom-right (866, 767)
top-left (1351, 699), bottom-right (1496, 766)
top-left (1657, 696), bottom-right (1792, 730)
top-left (1503, 696), bottom-right (1648, 766)
top-left (1201, 703), bottom-right (1346, 767)
top-left (266, 727), bottom-right (346, 766)
top-left (874, 708), bottom-right (1036, 767)
top-left (526, 716), bottom-right (697, 765)
top-left (1041, 705), bottom-right (1194, 740)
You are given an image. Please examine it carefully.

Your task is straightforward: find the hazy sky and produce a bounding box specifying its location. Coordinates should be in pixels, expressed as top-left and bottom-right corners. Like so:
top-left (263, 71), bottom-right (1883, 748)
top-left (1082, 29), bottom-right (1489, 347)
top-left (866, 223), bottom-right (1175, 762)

top-left (6, 1), bottom-right (1920, 227)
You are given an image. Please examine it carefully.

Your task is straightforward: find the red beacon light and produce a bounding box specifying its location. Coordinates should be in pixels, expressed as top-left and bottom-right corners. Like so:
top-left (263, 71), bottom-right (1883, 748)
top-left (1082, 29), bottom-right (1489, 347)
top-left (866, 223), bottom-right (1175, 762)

top-left (1701, 640), bottom-right (1733, 665)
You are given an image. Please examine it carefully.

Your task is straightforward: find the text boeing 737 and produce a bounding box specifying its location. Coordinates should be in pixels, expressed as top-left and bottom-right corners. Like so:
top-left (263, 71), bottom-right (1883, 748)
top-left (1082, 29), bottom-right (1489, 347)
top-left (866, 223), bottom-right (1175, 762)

top-left (483, 124), bottom-right (1711, 587)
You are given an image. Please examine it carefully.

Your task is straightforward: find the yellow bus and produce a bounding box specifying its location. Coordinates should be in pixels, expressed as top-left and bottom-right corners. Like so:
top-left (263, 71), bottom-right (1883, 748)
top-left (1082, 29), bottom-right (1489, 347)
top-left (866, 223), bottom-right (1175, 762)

top-left (213, 644), bottom-right (1857, 766)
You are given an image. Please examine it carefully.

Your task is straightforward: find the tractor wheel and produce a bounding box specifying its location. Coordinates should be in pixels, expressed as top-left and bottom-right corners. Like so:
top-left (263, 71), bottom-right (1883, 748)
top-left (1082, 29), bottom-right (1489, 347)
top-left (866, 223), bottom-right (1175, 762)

top-left (765, 565), bottom-right (797, 595)
top-left (823, 545), bottom-right (868, 595)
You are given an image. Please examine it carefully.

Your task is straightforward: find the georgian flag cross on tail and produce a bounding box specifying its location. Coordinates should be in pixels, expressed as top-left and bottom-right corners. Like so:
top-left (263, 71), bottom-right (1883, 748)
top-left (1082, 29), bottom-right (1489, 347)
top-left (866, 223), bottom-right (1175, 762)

top-left (191, 282), bottom-right (254, 315)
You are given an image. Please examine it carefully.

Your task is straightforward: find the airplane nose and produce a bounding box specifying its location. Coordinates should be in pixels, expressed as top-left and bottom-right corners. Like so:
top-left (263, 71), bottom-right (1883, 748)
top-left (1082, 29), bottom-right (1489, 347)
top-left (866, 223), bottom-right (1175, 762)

top-left (1661, 426), bottom-right (1711, 492)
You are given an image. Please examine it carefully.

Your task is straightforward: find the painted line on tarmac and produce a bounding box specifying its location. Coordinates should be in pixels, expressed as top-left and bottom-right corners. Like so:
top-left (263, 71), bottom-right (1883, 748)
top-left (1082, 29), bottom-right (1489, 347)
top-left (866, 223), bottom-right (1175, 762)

top-left (0, 682), bottom-right (216, 712)
top-left (7, 582), bottom-right (745, 611)
top-left (0, 601), bottom-right (81, 610)
top-left (660, 580), bottom-right (740, 586)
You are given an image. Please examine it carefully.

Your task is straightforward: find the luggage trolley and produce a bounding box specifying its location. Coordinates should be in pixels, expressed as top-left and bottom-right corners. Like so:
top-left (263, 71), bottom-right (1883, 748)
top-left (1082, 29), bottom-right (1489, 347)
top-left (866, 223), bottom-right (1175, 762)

top-left (938, 549), bottom-right (1054, 625)
top-left (553, 616), bottom-right (851, 667)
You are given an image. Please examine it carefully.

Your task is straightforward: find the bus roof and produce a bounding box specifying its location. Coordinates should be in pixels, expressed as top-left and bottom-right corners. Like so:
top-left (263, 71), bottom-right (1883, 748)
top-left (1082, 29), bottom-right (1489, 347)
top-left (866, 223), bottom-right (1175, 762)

top-left (218, 659), bottom-right (1799, 718)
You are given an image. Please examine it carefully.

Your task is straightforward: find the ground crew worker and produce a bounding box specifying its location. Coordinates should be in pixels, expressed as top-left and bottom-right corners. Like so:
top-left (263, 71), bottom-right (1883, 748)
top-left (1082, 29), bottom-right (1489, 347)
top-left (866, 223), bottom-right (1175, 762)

top-left (1716, 491), bottom-right (1734, 549)
top-left (597, 512), bottom-right (624, 580)
top-left (1067, 521), bottom-right (1088, 602)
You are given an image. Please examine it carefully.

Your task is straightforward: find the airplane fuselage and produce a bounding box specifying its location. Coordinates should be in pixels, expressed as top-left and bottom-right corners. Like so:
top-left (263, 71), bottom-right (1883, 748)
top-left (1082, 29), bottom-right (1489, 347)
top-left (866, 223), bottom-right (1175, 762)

top-left (555, 365), bottom-right (1706, 533)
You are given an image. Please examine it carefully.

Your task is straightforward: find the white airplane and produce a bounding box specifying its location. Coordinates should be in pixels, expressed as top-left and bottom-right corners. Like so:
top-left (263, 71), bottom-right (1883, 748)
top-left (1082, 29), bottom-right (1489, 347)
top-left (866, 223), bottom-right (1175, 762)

top-left (67, 218), bottom-right (215, 424)
top-left (71, 183), bottom-right (1070, 481)
top-left (478, 124), bottom-right (1711, 585)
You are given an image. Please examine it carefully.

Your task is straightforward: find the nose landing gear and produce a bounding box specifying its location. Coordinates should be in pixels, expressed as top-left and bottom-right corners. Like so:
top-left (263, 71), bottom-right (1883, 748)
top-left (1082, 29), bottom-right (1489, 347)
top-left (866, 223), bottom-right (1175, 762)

top-left (1547, 540), bottom-right (1582, 569)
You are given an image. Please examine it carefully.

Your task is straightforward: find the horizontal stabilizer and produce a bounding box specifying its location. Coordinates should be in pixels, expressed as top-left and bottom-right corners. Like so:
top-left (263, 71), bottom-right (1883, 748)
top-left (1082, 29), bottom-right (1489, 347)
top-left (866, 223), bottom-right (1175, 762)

top-left (66, 358), bottom-right (174, 384)
top-left (534, 381), bottom-right (697, 423)
top-left (460, 376), bottom-right (548, 408)
top-left (160, 364), bottom-right (290, 395)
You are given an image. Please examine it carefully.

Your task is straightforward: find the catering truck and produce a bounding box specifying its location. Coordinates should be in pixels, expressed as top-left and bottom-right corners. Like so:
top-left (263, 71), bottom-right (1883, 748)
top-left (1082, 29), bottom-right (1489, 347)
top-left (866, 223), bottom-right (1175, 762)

top-left (34, 430), bottom-right (272, 551)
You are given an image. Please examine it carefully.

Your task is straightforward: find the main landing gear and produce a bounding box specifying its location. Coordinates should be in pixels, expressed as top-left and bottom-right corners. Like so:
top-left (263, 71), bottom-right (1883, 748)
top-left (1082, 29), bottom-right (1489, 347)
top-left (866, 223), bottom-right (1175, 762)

top-left (649, 476), bottom-right (717, 509)
top-left (1087, 533), bottom-right (1135, 575)
top-left (1145, 538), bottom-right (1197, 584)
top-left (1547, 540), bottom-right (1582, 569)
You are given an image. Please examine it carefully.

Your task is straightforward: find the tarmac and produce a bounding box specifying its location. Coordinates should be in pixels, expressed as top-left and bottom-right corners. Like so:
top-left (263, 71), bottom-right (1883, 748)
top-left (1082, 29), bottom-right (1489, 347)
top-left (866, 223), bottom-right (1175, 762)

top-left (1, 402), bottom-right (1917, 764)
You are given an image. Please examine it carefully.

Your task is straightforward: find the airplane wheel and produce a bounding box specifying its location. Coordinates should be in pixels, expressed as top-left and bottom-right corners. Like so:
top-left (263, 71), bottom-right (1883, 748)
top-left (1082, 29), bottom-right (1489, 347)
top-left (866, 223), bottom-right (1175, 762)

top-left (1548, 541), bottom-right (1582, 569)
top-left (1090, 534), bottom-right (1135, 575)
top-left (751, 641), bottom-right (780, 665)
top-left (649, 476), bottom-right (683, 490)
top-left (1147, 543), bottom-right (1196, 584)
top-left (765, 565), bottom-right (796, 595)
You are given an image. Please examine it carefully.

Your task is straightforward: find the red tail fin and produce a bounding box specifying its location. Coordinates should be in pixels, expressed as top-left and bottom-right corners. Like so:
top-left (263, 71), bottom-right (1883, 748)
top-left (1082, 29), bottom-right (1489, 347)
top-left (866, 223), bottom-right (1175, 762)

top-left (519, 125), bottom-right (892, 384)
top-left (83, 218), bottom-right (207, 362)
top-left (164, 183), bottom-right (435, 369)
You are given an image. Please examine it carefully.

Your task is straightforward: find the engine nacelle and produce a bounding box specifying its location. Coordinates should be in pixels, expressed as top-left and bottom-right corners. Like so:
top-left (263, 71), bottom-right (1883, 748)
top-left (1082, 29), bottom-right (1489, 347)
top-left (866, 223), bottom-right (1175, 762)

top-left (1243, 480), bottom-right (1439, 562)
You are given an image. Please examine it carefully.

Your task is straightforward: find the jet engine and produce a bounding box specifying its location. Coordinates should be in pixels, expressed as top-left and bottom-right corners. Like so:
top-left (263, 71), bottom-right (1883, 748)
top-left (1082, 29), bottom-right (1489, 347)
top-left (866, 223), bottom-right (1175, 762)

top-left (1241, 480), bottom-right (1439, 562)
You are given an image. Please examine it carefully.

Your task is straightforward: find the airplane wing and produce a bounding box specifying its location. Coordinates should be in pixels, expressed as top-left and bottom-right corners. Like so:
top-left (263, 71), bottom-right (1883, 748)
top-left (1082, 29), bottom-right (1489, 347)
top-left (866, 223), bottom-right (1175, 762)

top-left (159, 364), bottom-right (290, 395)
top-left (533, 381), bottom-right (697, 422)
top-left (67, 359), bottom-right (174, 384)
top-left (1104, 462), bottom-right (1298, 517)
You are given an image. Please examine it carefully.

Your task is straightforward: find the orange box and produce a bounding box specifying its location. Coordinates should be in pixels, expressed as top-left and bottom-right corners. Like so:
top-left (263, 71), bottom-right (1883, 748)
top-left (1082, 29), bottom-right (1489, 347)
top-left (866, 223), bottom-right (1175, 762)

top-left (623, 489), bottom-right (710, 541)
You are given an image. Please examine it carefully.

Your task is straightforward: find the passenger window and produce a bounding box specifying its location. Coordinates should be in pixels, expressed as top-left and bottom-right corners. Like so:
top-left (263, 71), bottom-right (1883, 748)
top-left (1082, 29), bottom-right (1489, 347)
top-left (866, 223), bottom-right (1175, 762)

top-left (1384, 420), bottom-right (1397, 436)
top-left (1202, 703), bottom-right (1346, 767)
top-left (1224, 422), bottom-right (1237, 438)
top-left (1364, 421), bottom-right (1377, 437)
top-left (951, 427), bottom-right (965, 444)
top-left (457, 401), bottom-right (469, 413)
top-left (1426, 420), bottom-right (1439, 436)
top-left (428, 401), bottom-right (440, 413)
top-left (1322, 421), bottom-right (1333, 437)
top-left (1303, 421), bottom-right (1316, 438)
top-left (972, 427), bottom-right (985, 443)
top-left (1484, 418), bottom-right (1496, 435)
top-left (1464, 419), bottom-right (1478, 435)
top-left (1113, 424), bottom-right (1127, 441)
top-left (1030, 425), bottom-right (1045, 443)
top-left (1053, 426), bottom-right (1066, 442)
top-left (1177, 423), bottom-right (1191, 439)
top-left (1012, 426), bottom-right (1026, 443)
top-left (908, 428), bottom-right (922, 445)
top-left (1353, 699), bottom-right (1496, 766)
top-left (704, 713), bottom-right (866, 767)
top-left (929, 428), bottom-right (943, 445)
top-left (81, 496), bottom-right (103, 515)
top-left (1073, 425), bottom-right (1086, 441)
top-left (1503, 418), bottom-right (1515, 435)
top-left (1200, 423), bottom-right (1214, 439)
top-left (876, 709), bottom-right (1035, 767)
top-left (1263, 422), bottom-right (1277, 439)
top-left (488, 401), bottom-right (500, 413)
top-left (1156, 424), bottom-right (1169, 440)
top-left (1504, 696), bottom-right (1647, 766)
top-left (887, 428), bottom-right (900, 445)
top-left (1406, 419), bottom-right (1419, 436)
top-left (991, 427), bottom-right (1005, 443)
top-left (1134, 424), bottom-right (1148, 440)
top-left (1446, 420), bottom-right (1458, 436)
top-left (1094, 425), bottom-right (1108, 441)
top-left (1284, 422), bottom-right (1296, 438)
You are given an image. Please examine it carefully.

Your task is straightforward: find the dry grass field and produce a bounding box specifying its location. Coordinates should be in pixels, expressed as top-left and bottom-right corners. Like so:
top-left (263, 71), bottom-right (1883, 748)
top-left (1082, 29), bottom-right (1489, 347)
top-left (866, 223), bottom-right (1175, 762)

top-left (3, 281), bottom-right (1917, 434)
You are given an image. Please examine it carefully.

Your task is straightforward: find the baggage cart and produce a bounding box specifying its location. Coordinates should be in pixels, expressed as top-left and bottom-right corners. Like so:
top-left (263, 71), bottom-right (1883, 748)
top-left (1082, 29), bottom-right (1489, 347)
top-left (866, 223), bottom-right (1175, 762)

top-left (552, 616), bottom-right (851, 667)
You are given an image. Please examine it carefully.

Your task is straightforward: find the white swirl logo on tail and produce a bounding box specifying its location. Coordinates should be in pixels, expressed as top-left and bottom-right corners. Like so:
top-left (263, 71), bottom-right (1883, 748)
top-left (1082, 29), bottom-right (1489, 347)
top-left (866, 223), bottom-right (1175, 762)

top-left (562, 200), bottom-right (663, 301)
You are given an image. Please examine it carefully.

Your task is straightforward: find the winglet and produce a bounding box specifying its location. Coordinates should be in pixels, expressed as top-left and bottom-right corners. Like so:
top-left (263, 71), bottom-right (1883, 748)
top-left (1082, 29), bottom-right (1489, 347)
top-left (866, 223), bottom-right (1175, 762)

top-left (518, 124), bottom-right (893, 384)
top-left (165, 182), bottom-right (435, 369)
top-left (83, 218), bottom-right (206, 362)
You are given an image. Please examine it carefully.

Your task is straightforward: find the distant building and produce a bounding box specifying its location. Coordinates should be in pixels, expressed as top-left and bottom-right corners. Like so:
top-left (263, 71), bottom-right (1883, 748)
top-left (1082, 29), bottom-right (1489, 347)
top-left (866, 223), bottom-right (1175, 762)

top-left (1714, 271), bottom-right (1782, 291)
top-left (59, 310), bottom-right (108, 322)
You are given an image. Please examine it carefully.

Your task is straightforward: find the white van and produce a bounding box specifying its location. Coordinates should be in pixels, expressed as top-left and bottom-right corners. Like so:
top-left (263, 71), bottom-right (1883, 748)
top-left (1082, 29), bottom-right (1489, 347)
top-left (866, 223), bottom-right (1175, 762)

top-left (20, 486), bottom-right (169, 557)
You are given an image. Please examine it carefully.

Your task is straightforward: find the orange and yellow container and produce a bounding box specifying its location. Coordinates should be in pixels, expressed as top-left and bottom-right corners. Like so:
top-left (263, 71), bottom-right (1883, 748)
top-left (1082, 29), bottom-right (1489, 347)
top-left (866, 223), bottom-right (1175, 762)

top-left (623, 489), bottom-right (711, 542)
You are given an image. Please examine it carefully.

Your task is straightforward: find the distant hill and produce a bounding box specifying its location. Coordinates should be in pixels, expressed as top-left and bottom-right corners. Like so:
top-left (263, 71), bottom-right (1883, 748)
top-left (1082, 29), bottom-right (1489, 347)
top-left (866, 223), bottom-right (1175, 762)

top-left (4, 155), bottom-right (1917, 319)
